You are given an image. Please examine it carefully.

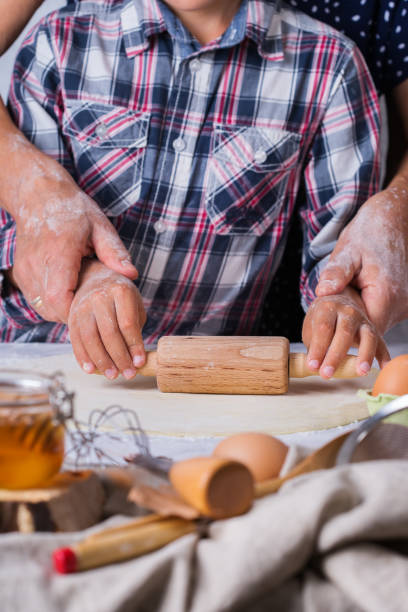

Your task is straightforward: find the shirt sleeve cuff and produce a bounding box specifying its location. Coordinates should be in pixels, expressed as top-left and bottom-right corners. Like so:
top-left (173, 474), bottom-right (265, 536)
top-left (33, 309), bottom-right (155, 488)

top-left (300, 254), bottom-right (331, 312)
top-left (0, 273), bottom-right (45, 334)
top-left (0, 210), bottom-right (16, 270)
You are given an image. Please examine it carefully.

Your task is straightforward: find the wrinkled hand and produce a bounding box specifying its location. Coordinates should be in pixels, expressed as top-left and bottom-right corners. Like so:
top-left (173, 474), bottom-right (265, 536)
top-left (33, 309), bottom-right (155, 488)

top-left (315, 180), bottom-right (408, 335)
top-left (302, 287), bottom-right (390, 379)
top-left (68, 259), bottom-right (146, 379)
top-left (11, 160), bottom-right (138, 323)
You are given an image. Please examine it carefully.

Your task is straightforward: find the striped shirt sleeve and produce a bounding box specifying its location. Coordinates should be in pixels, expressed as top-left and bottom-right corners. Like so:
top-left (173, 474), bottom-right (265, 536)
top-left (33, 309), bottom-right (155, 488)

top-left (299, 45), bottom-right (380, 309)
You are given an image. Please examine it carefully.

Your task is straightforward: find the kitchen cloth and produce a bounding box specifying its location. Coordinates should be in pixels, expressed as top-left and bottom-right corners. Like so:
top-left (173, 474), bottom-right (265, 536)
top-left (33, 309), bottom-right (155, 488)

top-left (0, 459), bottom-right (407, 612)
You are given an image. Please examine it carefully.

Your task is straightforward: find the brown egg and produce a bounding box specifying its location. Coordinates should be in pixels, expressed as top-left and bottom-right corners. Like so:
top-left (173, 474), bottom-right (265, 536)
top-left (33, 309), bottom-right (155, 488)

top-left (372, 354), bottom-right (408, 397)
top-left (213, 432), bottom-right (288, 482)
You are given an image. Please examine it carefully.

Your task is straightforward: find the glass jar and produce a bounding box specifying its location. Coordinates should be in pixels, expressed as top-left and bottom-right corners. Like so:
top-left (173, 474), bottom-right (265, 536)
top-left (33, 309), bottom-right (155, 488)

top-left (0, 370), bottom-right (74, 489)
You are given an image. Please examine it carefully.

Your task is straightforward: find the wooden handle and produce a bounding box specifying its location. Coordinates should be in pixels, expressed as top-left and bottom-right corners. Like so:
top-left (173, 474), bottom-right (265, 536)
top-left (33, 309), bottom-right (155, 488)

top-left (96, 336), bottom-right (289, 393)
top-left (254, 432), bottom-right (349, 498)
top-left (95, 351), bottom-right (157, 377)
top-left (86, 513), bottom-right (165, 541)
top-left (98, 338), bottom-right (363, 393)
top-left (289, 352), bottom-right (360, 379)
top-left (136, 351), bottom-right (157, 377)
top-left (68, 517), bottom-right (196, 571)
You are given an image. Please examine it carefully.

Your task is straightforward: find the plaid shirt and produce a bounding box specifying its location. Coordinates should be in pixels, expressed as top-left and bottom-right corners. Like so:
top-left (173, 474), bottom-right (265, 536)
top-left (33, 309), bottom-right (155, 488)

top-left (0, 0), bottom-right (380, 345)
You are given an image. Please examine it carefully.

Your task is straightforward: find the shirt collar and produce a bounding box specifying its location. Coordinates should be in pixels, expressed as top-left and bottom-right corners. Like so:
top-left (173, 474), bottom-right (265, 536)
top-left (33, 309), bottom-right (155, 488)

top-left (121, 0), bottom-right (166, 58)
top-left (246, 0), bottom-right (284, 61)
top-left (121, 0), bottom-right (283, 61)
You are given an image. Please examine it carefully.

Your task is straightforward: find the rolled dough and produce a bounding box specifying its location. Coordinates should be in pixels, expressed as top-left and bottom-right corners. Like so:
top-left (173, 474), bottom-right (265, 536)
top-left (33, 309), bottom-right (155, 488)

top-left (13, 350), bottom-right (375, 437)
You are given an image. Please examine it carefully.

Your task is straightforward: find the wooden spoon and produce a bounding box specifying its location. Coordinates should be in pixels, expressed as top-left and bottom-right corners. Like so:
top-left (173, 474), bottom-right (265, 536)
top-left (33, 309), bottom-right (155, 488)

top-left (254, 432), bottom-right (349, 497)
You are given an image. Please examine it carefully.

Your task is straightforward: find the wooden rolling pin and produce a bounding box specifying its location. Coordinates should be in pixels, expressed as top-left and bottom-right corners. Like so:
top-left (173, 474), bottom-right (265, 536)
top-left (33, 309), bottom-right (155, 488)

top-left (131, 336), bottom-right (361, 395)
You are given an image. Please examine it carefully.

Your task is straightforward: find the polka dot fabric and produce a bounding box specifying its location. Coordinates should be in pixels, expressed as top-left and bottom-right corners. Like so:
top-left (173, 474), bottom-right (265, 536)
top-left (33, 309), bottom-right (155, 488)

top-left (287, 0), bottom-right (408, 94)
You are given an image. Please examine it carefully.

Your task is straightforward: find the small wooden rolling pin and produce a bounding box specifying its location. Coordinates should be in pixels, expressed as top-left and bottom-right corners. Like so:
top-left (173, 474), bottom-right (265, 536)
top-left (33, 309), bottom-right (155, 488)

top-left (131, 336), bottom-right (361, 395)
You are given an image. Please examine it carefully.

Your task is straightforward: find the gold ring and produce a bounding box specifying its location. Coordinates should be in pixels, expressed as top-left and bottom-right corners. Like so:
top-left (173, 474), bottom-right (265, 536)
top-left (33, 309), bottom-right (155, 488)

top-left (30, 296), bottom-right (43, 308)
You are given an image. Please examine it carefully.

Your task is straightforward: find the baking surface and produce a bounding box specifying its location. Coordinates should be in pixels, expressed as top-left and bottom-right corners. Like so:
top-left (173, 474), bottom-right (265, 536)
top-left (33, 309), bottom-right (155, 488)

top-left (2, 341), bottom-right (406, 460)
top-left (6, 349), bottom-right (375, 437)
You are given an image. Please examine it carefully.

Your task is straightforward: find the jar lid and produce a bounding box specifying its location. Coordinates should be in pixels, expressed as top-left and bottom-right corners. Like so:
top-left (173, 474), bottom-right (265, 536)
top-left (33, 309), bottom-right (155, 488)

top-left (0, 369), bottom-right (74, 421)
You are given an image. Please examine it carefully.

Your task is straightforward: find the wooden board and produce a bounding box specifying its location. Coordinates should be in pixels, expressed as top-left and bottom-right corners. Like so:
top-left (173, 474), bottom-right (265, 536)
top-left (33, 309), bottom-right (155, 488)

top-left (8, 350), bottom-right (375, 437)
top-left (0, 470), bottom-right (105, 532)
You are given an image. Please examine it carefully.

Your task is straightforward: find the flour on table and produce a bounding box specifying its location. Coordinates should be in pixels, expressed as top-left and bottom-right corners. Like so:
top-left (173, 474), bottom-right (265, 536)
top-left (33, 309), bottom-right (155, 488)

top-left (11, 350), bottom-right (375, 437)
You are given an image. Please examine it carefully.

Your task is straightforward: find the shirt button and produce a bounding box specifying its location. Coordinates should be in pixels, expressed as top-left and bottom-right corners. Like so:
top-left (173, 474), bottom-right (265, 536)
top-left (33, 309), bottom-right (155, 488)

top-left (154, 219), bottom-right (167, 234)
top-left (190, 58), bottom-right (201, 72)
top-left (254, 149), bottom-right (267, 164)
top-left (95, 123), bottom-right (109, 139)
top-left (173, 137), bottom-right (186, 152)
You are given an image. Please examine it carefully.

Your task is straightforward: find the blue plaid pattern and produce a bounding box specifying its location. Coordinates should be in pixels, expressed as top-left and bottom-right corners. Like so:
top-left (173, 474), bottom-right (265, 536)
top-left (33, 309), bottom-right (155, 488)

top-left (0, 0), bottom-right (380, 345)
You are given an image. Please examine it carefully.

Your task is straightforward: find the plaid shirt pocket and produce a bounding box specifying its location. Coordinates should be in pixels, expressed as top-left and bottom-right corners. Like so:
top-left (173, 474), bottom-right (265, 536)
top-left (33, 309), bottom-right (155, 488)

top-left (63, 102), bottom-right (149, 215)
top-left (205, 126), bottom-right (301, 235)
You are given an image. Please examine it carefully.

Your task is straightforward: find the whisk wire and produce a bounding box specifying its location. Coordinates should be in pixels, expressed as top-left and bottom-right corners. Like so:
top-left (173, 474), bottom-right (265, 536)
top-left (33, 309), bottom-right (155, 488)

top-left (64, 404), bottom-right (153, 469)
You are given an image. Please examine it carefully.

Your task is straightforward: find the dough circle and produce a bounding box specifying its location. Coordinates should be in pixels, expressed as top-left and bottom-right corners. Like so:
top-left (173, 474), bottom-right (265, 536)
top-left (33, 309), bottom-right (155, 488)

top-left (19, 351), bottom-right (374, 437)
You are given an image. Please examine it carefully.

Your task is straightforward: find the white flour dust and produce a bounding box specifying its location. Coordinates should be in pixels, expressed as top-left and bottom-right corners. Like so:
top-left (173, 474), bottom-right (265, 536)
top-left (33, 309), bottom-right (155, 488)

top-left (74, 266), bottom-right (137, 310)
top-left (309, 294), bottom-right (375, 332)
top-left (322, 185), bottom-right (408, 306)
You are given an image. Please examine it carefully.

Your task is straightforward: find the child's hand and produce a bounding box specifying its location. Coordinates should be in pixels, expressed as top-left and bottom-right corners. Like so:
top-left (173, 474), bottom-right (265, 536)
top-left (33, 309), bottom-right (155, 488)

top-left (302, 287), bottom-right (390, 379)
top-left (68, 259), bottom-right (146, 379)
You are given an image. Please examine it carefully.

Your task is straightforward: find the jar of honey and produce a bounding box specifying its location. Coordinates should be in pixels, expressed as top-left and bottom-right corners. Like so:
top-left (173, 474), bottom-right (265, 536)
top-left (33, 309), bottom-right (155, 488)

top-left (0, 370), bottom-right (74, 489)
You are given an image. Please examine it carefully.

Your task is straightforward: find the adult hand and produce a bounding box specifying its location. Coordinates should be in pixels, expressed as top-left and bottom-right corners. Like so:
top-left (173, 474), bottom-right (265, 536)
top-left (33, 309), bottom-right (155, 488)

top-left (0, 101), bottom-right (138, 323)
top-left (68, 259), bottom-right (146, 379)
top-left (315, 178), bottom-right (408, 335)
top-left (9, 154), bottom-right (138, 324)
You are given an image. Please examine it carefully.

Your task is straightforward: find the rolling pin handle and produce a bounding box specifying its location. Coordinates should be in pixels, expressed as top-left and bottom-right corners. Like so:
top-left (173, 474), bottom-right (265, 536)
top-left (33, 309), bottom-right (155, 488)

top-left (136, 351), bottom-right (158, 377)
top-left (289, 352), bottom-right (360, 379)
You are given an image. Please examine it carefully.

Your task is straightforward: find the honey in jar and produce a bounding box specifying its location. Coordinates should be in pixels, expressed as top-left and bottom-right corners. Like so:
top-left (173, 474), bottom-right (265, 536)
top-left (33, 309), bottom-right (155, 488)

top-left (0, 371), bottom-right (73, 489)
